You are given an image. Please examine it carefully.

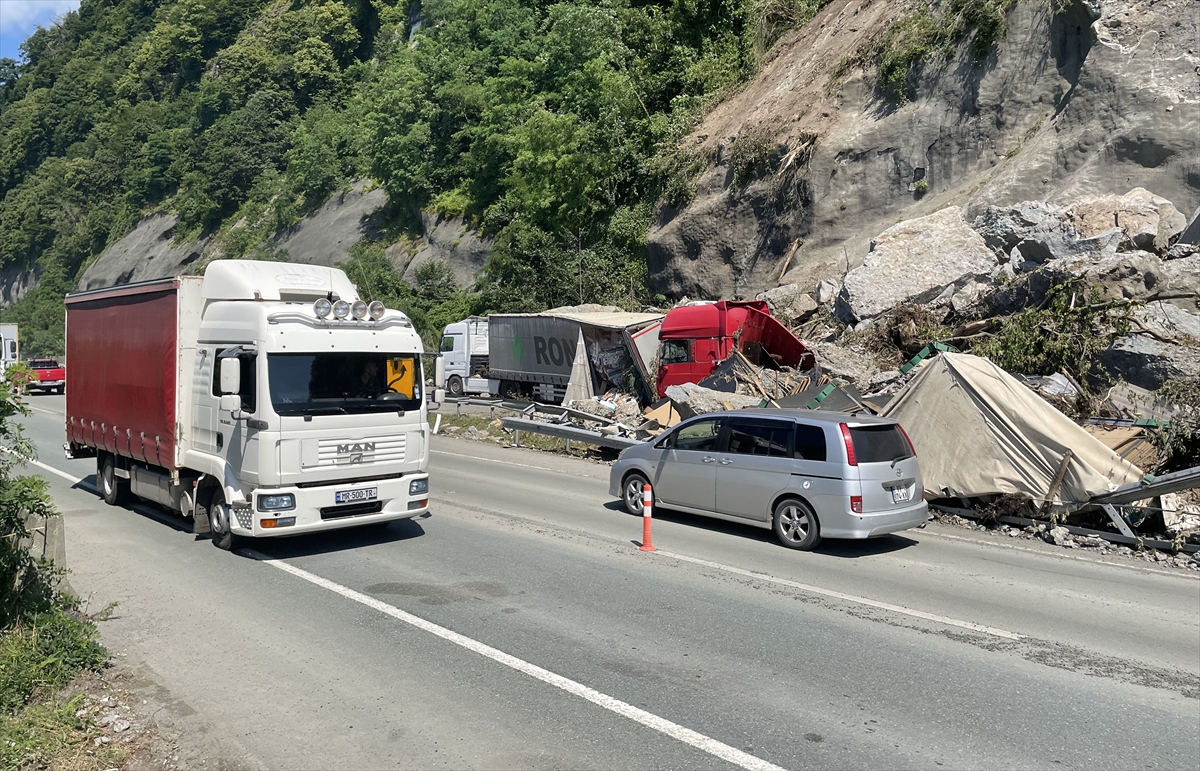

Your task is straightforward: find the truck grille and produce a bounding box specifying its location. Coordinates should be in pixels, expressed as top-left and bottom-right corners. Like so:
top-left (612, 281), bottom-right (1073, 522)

top-left (310, 435), bottom-right (406, 468)
top-left (321, 501), bottom-right (383, 519)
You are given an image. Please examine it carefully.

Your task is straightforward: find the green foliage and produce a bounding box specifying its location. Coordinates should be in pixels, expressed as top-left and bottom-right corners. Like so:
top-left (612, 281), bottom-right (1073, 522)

top-left (1151, 378), bottom-right (1200, 473)
top-left (0, 609), bottom-right (106, 714)
top-left (970, 281), bottom-right (1134, 392)
top-left (914, 178), bottom-right (929, 194)
top-left (838, 0), bottom-right (1020, 103)
top-left (1, 0), bottom-right (832, 349)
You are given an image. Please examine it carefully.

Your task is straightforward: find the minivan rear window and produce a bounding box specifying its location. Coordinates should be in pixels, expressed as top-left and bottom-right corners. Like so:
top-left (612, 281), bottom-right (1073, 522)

top-left (848, 425), bottom-right (911, 464)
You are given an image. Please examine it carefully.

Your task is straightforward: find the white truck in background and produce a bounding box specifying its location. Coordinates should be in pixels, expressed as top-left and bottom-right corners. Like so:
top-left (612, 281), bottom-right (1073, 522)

top-left (64, 260), bottom-right (445, 551)
top-left (440, 316), bottom-right (500, 397)
top-left (0, 324), bottom-right (17, 371)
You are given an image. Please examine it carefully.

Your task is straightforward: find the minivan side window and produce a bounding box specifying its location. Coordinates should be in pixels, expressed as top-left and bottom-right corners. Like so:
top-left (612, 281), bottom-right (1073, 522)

top-left (794, 424), bottom-right (827, 461)
top-left (728, 419), bottom-right (791, 457)
top-left (674, 419), bottom-right (722, 452)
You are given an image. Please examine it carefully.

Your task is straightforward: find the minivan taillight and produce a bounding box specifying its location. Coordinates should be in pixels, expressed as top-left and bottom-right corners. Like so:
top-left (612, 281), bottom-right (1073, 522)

top-left (839, 423), bottom-right (857, 466)
top-left (850, 495), bottom-right (863, 514)
top-left (898, 424), bottom-right (917, 457)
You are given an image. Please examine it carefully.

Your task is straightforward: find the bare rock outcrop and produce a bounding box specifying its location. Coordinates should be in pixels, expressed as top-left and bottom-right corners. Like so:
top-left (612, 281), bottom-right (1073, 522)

top-left (77, 214), bottom-right (207, 291)
top-left (1062, 188), bottom-right (1187, 252)
top-left (75, 182), bottom-right (492, 292)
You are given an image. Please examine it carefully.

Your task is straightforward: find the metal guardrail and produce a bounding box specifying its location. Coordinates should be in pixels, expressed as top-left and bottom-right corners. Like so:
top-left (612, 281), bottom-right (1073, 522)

top-left (1087, 464), bottom-right (1200, 507)
top-left (501, 417), bottom-right (641, 451)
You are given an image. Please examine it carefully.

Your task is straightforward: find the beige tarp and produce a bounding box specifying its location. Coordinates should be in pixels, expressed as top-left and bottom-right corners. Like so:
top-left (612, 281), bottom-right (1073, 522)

top-left (881, 353), bottom-right (1144, 504)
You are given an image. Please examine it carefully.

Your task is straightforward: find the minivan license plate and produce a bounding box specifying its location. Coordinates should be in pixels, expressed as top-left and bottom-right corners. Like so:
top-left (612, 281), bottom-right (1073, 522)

top-left (336, 487), bottom-right (378, 504)
top-left (890, 486), bottom-right (910, 503)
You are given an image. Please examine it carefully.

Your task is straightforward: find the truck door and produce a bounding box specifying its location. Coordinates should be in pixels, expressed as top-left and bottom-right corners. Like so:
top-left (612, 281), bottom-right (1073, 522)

top-left (215, 348), bottom-right (262, 485)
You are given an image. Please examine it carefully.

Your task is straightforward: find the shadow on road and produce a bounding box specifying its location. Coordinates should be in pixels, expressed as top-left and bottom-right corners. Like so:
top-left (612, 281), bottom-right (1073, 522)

top-left (603, 500), bottom-right (919, 557)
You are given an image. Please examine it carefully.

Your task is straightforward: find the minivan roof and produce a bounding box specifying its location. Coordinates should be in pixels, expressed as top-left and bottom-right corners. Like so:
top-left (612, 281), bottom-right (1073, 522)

top-left (707, 408), bottom-right (898, 427)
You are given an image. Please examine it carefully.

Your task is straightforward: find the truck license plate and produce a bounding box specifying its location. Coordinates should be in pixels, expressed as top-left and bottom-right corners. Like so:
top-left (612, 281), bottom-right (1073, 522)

top-left (890, 486), bottom-right (910, 503)
top-left (335, 487), bottom-right (378, 504)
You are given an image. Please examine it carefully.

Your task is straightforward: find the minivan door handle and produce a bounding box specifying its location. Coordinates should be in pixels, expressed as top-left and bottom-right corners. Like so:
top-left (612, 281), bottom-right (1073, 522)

top-left (702, 456), bottom-right (716, 464)
top-left (719, 458), bottom-right (733, 465)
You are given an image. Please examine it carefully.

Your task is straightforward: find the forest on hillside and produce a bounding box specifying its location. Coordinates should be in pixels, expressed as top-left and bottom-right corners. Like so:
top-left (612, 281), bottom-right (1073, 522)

top-left (0, 0), bottom-right (1023, 354)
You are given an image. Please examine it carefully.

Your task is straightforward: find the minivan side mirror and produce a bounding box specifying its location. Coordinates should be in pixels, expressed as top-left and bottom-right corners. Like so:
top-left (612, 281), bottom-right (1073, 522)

top-left (654, 431), bottom-right (674, 449)
top-left (219, 357), bottom-right (241, 395)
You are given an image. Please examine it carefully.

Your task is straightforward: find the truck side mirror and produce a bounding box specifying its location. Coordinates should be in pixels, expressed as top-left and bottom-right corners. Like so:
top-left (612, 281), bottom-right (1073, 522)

top-left (219, 357), bottom-right (241, 395)
top-left (434, 354), bottom-right (446, 389)
top-left (219, 394), bottom-right (242, 414)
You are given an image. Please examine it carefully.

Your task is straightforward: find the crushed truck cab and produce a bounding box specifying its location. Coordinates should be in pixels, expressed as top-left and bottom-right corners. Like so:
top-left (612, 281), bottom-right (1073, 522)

top-left (64, 260), bottom-right (435, 550)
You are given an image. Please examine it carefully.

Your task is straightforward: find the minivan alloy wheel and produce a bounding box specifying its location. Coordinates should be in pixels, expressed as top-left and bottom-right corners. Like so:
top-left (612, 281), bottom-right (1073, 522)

top-left (624, 473), bottom-right (649, 516)
top-left (774, 499), bottom-right (820, 550)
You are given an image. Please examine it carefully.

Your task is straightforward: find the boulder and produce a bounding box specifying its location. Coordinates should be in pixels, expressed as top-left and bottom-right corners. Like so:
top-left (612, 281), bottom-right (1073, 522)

top-left (971, 201), bottom-right (1065, 255)
top-left (1132, 304), bottom-right (1200, 344)
top-left (1160, 255), bottom-right (1200, 301)
top-left (840, 207), bottom-right (997, 321)
top-left (665, 382), bottom-right (763, 418)
top-left (1063, 188), bottom-right (1188, 253)
top-left (755, 284), bottom-right (819, 324)
top-left (811, 343), bottom-right (880, 385)
top-left (1098, 336), bottom-right (1200, 390)
top-left (1178, 207), bottom-right (1200, 246)
top-left (815, 279), bottom-right (840, 304)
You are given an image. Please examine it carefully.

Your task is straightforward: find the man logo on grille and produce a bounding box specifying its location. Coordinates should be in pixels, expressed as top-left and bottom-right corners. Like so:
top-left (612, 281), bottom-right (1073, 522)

top-left (337, 442), bottom-right (375, 464)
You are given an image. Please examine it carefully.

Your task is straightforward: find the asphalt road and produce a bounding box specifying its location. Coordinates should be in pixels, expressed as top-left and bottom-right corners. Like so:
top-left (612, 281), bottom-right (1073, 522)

top-left (12, 394), bottom-right (1200, 770)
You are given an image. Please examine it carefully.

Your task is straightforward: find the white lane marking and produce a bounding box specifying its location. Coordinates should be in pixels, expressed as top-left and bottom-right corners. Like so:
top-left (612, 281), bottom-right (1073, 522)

top-left (653, 549), bottom-right (1025, 641)
top-left (23, 402), bottom-right (64, 417)
top-left (920, 530), bottom-right (1197, 580)
top-left (0, 446), bottom-right (88, 486)
top-left (250, 551), bottom-right (785, 771)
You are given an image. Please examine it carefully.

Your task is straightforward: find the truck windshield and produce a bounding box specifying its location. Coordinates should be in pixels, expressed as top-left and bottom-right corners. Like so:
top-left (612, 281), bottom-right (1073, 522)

top-left (268, 353), bottom-right (423, 415)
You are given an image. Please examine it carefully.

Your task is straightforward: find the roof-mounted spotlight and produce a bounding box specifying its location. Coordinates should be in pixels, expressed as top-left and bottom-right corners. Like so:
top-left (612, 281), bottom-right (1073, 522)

top-left (332, 300), bottom-right (351, 319)
top-left (368, 301), bottom-right (385, 320)
top-left (313, 298), bottom-right (332, 318)
top-left (351, 300), bottom-right (368, 320)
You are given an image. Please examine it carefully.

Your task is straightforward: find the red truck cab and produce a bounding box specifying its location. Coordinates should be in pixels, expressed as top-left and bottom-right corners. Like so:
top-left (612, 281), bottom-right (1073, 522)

top-left (656, 300), bottom-right (815, 398)
top-left (26, 358), bottom-right (66, 394)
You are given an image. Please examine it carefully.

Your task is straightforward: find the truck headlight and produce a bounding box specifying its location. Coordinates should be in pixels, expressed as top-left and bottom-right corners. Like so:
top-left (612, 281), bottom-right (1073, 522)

top-left (409, 478), bottom-right (429, 495)
top-left (258, 493), bottom-right (296, 511)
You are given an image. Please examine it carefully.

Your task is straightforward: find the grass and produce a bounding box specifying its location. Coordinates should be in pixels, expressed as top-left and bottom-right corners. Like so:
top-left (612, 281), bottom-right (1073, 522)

top-left (1, 605), bottom-right (114, 770)
top-left (0, 694), bottom-right (130, 771)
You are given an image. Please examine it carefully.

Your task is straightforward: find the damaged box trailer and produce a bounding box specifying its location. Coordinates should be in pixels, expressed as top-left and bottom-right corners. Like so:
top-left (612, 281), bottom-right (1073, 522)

top-left (441, 308), bottom-right (663, 404)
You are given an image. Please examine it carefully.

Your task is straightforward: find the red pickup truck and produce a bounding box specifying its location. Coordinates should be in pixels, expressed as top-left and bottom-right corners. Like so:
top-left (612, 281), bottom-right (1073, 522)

top-left (26, 358), bottom-right (66, 394)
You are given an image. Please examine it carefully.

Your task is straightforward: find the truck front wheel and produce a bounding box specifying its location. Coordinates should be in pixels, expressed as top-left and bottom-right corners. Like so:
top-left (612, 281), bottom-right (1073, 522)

top-left (447, 375), bottom-right (464, 397)
top-left (98, 455), bottom-right (127, 506)
top-left (202, 492), bottom-right (241, 551)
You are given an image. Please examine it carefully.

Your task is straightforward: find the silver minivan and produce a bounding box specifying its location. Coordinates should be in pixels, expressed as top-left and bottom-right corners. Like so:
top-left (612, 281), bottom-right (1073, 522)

top-left (608, 409), bottom-right (928, 550)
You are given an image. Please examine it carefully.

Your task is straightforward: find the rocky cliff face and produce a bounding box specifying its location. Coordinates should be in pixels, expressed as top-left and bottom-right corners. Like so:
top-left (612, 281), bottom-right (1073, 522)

top-left (648, 0), bottom-right (1199, 300)
top-left (68, 183), bottom-right (492, 294)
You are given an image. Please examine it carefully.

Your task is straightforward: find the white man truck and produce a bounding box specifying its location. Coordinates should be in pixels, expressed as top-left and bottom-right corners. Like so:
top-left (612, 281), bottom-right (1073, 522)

top-left (0, 324), bottom-right (17, 371)
top-left (64, 260), bottom-right (443, 550)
